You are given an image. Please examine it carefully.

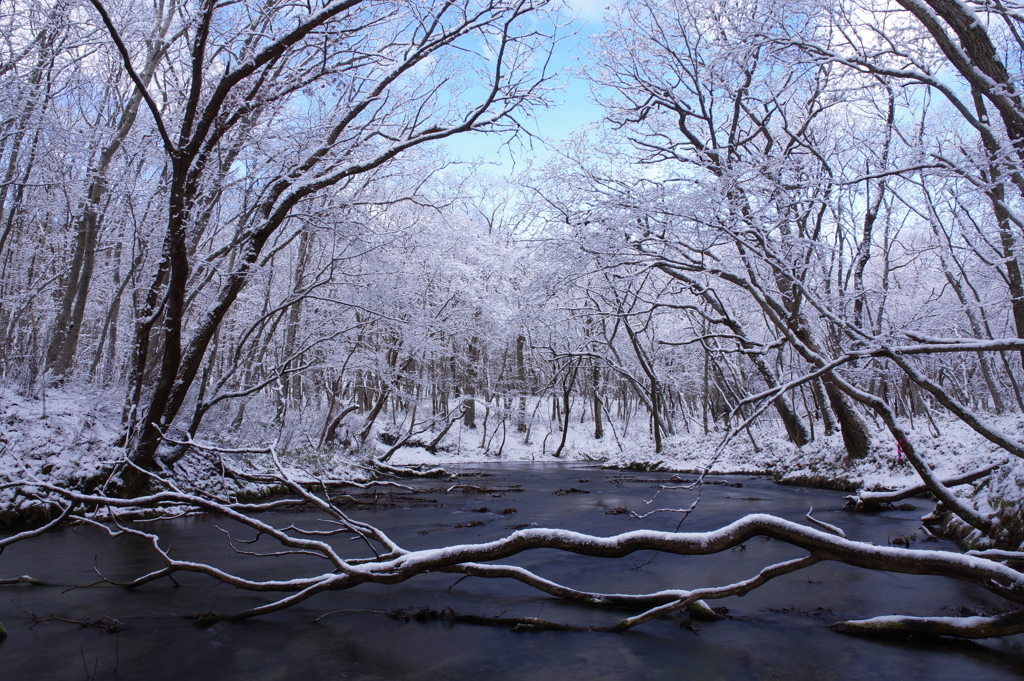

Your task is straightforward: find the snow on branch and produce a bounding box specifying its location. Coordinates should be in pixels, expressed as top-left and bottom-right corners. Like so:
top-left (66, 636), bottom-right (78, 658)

top-left (6, 478), bottom-right (1024, 636)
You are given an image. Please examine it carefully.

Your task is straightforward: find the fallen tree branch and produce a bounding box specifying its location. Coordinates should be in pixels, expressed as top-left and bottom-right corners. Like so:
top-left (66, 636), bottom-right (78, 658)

top-left (845, 462), bottom-right (1004, 509)
top-left (613, 555), bottom-right (822, 631)
top-left (9, 480), bottom-right (1024, 639)
top-left (832, 610), bottom-right (1024, 638)
top-left (441, 561), bottom-right (722, 619)
top-left (805, 508), bottom-right (846, 538)
top-left (0, 575), bottom-right (59, 586)
top-left (15, 603), bottom-right (129, 632)
top-left (0, 500), bottom-right (76, 553)
top-left (373, 459), bottom-right (449, 478)
top-left (317, 605), bottom-right (606, 631)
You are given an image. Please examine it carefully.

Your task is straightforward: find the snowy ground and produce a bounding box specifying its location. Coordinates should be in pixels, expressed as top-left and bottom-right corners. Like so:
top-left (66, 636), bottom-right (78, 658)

top-left (390, 411), bottom-right (1016, 492)
top-left (2, 384), bottom-right (1022, 547)
top-left (0, 384), bottom-right (124, 524)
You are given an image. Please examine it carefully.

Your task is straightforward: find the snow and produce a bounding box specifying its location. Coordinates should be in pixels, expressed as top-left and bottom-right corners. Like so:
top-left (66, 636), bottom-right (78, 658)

top-left (385, 407), bottom-right (1015, 499)
top-left (0, 384), bottom-right (124, 522)
top-left (3, 382), bottom-right (1024, 551)
top-left (845, 613), bottom-right (991, 627)
top-left (385, 417), bottom-right (633, 466)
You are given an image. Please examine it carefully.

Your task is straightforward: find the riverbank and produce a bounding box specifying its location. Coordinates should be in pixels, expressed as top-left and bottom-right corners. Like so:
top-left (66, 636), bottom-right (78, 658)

top-left (2, 384), bottom-right (1022, 548)
top-left (388, 411), bottom-right (1022, 549)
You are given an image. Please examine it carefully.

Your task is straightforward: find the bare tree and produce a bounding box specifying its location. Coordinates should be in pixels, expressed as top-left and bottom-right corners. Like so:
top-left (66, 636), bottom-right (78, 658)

top-left (86, 0), bottom-right (559, 487)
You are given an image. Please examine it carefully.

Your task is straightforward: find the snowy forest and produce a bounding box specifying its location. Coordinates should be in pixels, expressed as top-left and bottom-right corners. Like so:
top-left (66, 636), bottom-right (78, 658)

top-left (2, 0), bottom-right (1024, 675)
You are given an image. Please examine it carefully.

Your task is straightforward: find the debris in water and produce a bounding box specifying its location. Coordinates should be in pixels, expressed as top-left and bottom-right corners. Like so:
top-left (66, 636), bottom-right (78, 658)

top-left (554, 488), bottom-right (589, 496)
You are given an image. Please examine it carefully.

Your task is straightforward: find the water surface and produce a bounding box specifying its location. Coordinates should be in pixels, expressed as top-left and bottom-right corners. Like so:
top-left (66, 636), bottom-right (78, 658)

top-left (1, 462), bottom-right (1022, 680)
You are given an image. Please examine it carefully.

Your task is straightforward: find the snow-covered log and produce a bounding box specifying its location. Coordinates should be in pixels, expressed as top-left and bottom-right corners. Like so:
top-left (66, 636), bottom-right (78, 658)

top-left (832, 610), bottom-right (1024, 639)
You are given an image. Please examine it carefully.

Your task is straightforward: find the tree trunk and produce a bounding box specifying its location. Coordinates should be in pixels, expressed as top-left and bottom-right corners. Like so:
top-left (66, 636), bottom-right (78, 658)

top-left (281, 228), bottom-right (311, 405)
top-left (47, 23), bottom-right (170, 379)
top-left (463, 334), bottom-right (479, 429)
top-left (552, 362), bottom-right (578, 458)
top-left (516, 334), bottom-right (528, 432)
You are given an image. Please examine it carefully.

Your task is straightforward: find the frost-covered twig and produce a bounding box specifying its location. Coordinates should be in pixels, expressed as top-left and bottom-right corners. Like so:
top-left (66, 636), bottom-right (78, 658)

top-left (614, 555), bottom-right (822, 631)
top-left (805, 507), bottom-right (846, 538)
top-left (267, 444), bottom-right (401, 557)
top-left (631, 497), bottom-right (700, 520)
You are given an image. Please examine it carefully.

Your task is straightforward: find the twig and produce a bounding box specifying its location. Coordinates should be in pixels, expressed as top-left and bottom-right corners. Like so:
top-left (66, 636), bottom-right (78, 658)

top-left (805, 508), bottom-right (847, 538)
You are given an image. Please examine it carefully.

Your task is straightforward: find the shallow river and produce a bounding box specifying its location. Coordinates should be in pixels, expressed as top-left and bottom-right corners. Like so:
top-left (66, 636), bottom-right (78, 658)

top-left (1, 462), bottom-right (1023, 680)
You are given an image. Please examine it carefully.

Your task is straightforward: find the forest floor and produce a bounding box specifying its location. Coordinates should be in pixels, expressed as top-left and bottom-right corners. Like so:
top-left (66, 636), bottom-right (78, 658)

top-left (2, 383), bottom-right (1022, 547)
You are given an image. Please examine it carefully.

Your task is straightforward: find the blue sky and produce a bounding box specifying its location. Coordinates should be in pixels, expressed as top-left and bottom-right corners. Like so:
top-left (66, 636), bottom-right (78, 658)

top-left (441, 1), bottom-right (609, 175)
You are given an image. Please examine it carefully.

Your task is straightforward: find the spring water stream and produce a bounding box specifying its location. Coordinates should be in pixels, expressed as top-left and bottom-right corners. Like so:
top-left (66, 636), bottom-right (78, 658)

top-left (1, 462), bottom-right (1023, 680)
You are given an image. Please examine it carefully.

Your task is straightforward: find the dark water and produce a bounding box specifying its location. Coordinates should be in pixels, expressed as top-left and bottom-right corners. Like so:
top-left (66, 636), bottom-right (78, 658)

top-left (1, 462), bottom-right (1023, 680)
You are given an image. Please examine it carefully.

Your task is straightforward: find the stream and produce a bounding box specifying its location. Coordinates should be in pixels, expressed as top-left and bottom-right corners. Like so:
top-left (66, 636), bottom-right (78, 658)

top-left (1, 462), bottom-right (1023, 680)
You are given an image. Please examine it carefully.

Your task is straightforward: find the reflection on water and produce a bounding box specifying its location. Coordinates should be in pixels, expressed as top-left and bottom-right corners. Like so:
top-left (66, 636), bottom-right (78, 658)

top-left (1, 462), bottom-right (1023, 680)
